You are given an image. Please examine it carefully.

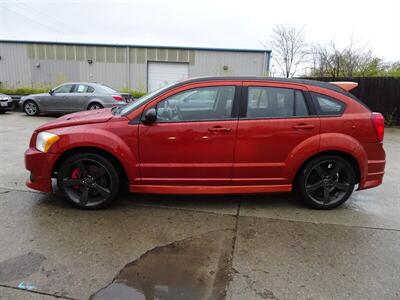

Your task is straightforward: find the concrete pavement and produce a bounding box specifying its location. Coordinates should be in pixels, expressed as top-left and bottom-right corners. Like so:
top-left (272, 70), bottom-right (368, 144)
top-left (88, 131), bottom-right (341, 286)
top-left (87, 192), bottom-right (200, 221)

top-left (0, 112), bottom-right (399, 299)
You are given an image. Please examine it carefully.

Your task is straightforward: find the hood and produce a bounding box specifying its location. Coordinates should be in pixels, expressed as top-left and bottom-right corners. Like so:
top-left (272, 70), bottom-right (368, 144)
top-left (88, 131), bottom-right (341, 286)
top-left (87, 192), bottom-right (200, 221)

top-left (36, 108), bottom-right (114, 131)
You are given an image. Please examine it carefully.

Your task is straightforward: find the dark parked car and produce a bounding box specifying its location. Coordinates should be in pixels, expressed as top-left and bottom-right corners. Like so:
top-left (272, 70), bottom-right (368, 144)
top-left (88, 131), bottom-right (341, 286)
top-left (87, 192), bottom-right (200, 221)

top-left (0, 93), bottom-right (13, 113)
top-left (25, 77), bottom-right (385, 210)
top-left (20, 82), bottom-right (127, 116)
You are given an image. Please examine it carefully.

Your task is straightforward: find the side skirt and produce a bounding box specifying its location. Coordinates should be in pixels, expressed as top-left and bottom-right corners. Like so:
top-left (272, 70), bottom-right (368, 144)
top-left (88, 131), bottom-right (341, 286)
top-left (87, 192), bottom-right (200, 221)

top-left (129, 184), bottom-right (292, 194)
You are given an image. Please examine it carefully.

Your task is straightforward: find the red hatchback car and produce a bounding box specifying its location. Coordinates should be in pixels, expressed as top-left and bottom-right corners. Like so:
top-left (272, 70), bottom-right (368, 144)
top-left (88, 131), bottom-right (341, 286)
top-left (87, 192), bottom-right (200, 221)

top-left (25, 77), bottom-right (385, 210)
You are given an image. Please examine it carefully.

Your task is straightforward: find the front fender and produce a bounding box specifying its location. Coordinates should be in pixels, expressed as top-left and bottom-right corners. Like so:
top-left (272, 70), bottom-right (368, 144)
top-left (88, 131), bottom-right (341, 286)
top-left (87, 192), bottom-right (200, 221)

top-left (285, 133), bottom-right (367, 185)
top-left (48, 125), bottom-right (139, 182)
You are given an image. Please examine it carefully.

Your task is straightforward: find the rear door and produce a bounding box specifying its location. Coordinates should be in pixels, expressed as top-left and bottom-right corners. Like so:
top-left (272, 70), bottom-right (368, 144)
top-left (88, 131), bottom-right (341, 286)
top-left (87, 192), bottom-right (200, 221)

top-left (233, 82), bottom-right (320, 185)
top-left (138, 82), bottom-right (241, 185)
top-left (69, 84), bottom-right (94, 111)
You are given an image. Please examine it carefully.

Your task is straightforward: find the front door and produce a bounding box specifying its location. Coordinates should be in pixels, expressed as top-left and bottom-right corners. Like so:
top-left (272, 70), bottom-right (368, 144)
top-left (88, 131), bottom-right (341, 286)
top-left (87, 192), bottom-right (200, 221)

top-left (138, 83), bottom-right (240, 185)
top-left (46, 84), bottom-right (74, 112)
top-left (233, 82), bottom-right (320, 185)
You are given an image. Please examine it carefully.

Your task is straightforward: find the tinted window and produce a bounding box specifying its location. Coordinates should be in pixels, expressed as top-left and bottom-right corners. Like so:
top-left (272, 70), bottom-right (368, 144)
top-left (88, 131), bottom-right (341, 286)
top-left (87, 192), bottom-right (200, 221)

top-left (101, 85), bottom-right (118, 94)
top-left (73, 84), bottom-right (94, 93)
top-left (156, 86), bottom-right (235, 122)
top-left (53, 84), bottom-right (73, 93)
top-left (312, 93), bottom-right (345, 115)
top-left (246, 87), bottom-right (309, 118)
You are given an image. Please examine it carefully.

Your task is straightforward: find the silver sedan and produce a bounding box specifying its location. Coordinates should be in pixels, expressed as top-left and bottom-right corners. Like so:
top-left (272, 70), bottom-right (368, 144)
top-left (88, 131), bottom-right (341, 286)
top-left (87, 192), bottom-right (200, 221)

top-left (20, 82), bottom-right (127, 116)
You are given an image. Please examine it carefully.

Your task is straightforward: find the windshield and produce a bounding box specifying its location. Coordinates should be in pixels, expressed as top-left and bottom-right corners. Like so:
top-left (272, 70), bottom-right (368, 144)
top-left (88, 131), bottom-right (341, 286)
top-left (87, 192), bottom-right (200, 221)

top-left (117, 82), bottom-right (177, 115)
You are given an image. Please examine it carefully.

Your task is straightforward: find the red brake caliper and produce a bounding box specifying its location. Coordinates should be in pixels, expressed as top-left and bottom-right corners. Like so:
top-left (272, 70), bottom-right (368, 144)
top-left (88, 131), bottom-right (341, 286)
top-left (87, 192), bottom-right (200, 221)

top-left (71, 168), bottom-right (81, 189)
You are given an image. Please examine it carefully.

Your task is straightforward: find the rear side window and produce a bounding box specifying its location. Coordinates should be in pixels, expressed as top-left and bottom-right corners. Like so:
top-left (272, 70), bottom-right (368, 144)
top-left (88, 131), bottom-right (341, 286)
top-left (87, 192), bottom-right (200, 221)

top-left (312, 93), bottom-right (345, 116)
top-left (73, 84), bottom-right (94, 93)
top-left (101, 85), bottom-right (118, 94)
top-left (246, 87), bottom-right (309, 118)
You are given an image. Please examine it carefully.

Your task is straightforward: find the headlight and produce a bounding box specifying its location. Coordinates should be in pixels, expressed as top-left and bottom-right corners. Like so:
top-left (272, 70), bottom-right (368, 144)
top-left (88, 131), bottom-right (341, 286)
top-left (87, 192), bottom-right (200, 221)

top-left (35, 132), bottom-right (60, 153)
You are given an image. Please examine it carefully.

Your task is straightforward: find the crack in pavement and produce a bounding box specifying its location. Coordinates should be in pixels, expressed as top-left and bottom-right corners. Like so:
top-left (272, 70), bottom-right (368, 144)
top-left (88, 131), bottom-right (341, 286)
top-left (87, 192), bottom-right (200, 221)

top-left (2, 188), bottom-right (400, 233)
top-left (0, 284), bottom-right (77, 300)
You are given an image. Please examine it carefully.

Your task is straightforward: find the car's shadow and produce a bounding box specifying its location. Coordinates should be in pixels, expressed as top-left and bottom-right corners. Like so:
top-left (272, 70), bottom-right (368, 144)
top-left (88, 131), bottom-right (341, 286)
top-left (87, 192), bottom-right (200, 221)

top-left (37, 186), bottom-right (304, 213)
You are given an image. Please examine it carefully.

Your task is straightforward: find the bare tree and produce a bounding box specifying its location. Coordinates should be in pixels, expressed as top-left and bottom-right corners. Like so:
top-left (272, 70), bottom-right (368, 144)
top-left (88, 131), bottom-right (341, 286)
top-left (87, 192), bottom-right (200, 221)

top-left (268, 24), bottom-right (308, 78)
top-left (309, 36), bottom-right (381, 78)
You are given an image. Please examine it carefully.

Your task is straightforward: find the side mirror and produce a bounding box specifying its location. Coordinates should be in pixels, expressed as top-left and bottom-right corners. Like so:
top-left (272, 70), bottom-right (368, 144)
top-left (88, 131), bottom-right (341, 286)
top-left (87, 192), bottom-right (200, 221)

top-left (49, 89), bottom-right (54, 95)
top-left (142, 108), bottom-right (157, 124)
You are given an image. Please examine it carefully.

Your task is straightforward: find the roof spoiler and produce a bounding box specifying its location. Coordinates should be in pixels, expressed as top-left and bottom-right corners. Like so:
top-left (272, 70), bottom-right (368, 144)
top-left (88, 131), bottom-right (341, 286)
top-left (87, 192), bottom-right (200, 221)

top-left (330, 81), bottom-right (358, 91)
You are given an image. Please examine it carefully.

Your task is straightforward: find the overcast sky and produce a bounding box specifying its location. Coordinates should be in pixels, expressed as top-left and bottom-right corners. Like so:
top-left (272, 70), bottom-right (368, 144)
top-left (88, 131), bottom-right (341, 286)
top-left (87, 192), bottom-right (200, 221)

top-left (1, 0), bottom-right (399, 63)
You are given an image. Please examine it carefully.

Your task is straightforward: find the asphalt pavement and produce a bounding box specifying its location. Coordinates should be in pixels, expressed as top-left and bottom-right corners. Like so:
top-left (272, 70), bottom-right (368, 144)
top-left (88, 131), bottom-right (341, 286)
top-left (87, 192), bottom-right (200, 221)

top-left (0, 112), bottom-right (399, 299)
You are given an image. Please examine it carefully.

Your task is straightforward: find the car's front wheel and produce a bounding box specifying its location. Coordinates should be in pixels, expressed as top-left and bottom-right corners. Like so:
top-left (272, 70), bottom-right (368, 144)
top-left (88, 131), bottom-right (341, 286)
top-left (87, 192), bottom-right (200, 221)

top-left (57, 153), bottom-right (120, 209)
top-left (297, 155), bottom-right (356, 209)
top-left (23, 101), bottom-right (40, 116)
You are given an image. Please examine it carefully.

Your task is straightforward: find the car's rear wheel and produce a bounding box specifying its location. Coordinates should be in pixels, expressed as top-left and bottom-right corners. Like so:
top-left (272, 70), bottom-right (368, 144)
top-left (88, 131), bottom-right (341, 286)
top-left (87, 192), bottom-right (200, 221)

top-left (88, 103), bottom-right (103, 110)
top-left (24, 101), bottom-right (39, 116)
top-left (57, 153), bottom-right (120, 209)
top-left (297, 155), bottom-right (356, 209)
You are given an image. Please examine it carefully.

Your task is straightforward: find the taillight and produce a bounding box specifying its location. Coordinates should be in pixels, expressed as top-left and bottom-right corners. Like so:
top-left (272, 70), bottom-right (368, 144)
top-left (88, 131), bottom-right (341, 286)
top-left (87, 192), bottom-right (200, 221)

top-left (371, 112), bottom-right (385, 142)
top-left (112, 95), bottom-right (124, 101)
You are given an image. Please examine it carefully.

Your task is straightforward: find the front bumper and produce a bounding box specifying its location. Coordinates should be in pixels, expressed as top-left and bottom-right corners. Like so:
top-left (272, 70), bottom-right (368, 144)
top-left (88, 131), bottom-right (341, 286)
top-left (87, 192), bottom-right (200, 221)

top-left (0, 101), bottom-right (13, 111)
top-left (25, 147), bottom-right (59, 193)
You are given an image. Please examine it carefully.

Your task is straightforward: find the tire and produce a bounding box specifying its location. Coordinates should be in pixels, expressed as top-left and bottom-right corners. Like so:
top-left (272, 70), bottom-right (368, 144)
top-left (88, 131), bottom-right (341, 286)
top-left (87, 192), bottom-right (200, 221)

top-left (88, 102), bottom-right (103, 110)
top-left (57, 153), bottom-right (120, 209)
top-left (23, 100), bottom-right (40, 116)
top-left (297, 155), bottom-right (356, 209)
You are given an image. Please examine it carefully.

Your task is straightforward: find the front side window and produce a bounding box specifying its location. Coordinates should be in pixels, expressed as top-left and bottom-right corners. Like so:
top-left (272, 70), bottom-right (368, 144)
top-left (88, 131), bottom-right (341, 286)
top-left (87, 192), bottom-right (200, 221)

top-left (53, 84), bottom-right (73, 94)
top-left (155, 86), bottom-right (235, 122)
top-left (246, 87), bottom-right (309, 118)
top-left (312, 93), bottom-right (345, 116)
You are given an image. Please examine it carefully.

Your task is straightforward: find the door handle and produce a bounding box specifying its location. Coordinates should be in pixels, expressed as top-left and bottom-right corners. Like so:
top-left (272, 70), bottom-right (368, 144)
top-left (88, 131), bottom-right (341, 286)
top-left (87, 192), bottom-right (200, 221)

top-left (292, 124), bottom-right (315, 130)
top-left (208, 126), bottom-right (232, 133)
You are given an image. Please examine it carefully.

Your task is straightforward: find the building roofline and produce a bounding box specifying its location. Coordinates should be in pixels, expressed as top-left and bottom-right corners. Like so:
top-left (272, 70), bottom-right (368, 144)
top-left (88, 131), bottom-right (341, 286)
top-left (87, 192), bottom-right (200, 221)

top-left (0, 39), bottom-right (271, 54)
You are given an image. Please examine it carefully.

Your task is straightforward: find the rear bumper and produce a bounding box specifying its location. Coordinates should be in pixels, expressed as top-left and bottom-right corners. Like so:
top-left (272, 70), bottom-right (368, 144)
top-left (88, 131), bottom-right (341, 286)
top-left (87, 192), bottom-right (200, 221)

top-left (25, 147), bottom-right (59, 193)
top-left (357, 142), bottom-right (386, 190)
top-left (358, 159), bottom-right (386, 190)
top-left (103, 102), bottom-right (126, 108)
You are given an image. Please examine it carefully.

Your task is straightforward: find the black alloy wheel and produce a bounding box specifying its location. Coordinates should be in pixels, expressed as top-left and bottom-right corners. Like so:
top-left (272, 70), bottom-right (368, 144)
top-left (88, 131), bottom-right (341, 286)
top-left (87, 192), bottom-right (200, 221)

top-left (57, 153), bottom-right (120, 209)
top-left (298, 155), bottom-right (356, 209)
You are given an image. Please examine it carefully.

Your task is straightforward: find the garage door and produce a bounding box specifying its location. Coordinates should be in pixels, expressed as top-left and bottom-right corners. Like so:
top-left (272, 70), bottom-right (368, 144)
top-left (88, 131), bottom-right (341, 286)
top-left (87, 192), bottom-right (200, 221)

top-left (148, 62), bottom-right (189, 92)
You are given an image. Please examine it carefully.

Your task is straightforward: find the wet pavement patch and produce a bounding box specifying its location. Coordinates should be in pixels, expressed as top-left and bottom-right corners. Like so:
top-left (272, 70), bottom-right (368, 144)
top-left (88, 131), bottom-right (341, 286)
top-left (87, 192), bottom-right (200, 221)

top-left (91, 229), bottom-right (235, 300)
top-left (0, 252), bottom-right (46, 281)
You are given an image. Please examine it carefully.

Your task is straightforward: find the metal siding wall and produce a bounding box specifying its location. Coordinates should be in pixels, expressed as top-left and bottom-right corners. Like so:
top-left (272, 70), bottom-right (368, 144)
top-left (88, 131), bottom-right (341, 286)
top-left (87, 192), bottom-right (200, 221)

top-left (189, 50), bottom-right (265, 77)
top-left (0, 43), bottom-right (31, 87)
top-left (80, 62), bottom-right (127, 89)
top-left (0, 42), bottom-right (269, 91)
top-left (130, 63), bottom-right (147, 91)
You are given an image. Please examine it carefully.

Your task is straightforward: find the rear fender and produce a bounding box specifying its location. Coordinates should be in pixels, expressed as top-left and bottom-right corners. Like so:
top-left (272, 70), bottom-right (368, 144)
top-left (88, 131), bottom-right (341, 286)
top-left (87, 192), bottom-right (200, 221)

top-left (285, 133), bottom-right (367, 185)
